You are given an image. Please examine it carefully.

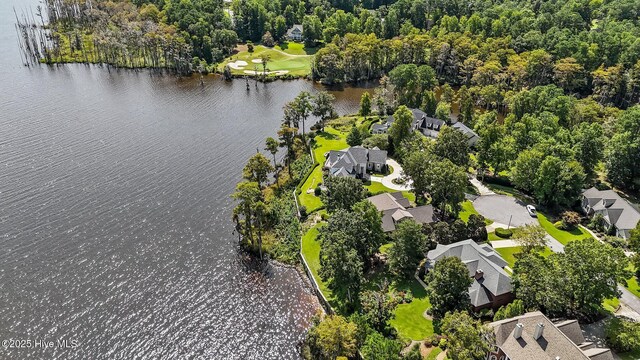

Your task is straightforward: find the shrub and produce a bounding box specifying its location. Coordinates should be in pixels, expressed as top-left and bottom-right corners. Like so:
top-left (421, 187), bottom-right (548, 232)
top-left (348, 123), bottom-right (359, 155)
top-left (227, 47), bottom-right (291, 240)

top-left (247, 41), bottom-right (254, 52)
top-left (561, 211), bottom-right (581, 230)
top-left (493, 299), bottom-right (525, 321)
top-left (495, 228), bottom-right (513, 238)
top-left (404, 289), bottom-right (413, 303)
top-left (605, 317), bottom-right (640, 353)
top-left (604, 235), bottom-right (627, 249)
top-left (299, 206), bottom-right (307, 219)
top-left (314, 186), bottom-right (322, 196)
top-left (438, 338), bottom-right (448, 349)
top-left (589, 213), bottom-right (607, 232)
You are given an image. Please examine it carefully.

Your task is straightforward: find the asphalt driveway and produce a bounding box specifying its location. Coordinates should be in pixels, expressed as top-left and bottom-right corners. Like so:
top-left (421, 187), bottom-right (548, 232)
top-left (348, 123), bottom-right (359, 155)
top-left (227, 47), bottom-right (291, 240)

top-left (473, 195), bottom-right (538, 227)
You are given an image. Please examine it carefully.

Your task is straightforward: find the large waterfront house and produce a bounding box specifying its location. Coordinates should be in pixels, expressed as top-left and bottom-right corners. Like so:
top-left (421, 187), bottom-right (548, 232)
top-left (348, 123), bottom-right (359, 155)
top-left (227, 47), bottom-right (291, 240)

top-left (324, 146), bottom-right (387, 179)
top-left (487, 311), bottom-right (614, 360)
top-left (286, 24), bottom-right (303, 41)
top-left (367, 192), bottom-right (436, 232)
top-left (373, 108), bottom-right (479, 146)
top-left (426, 240), bottom-right (514, 311)
top-left (581, 187), bottom-right (640, 239)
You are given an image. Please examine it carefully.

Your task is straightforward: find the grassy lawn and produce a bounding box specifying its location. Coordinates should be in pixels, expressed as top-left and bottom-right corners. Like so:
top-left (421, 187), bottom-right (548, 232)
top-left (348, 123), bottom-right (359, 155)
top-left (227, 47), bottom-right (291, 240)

top-left (312, 127), bottom-right (348, 161)
top-left (218, 44), bottom-right (313, 77)
top-left (494, 246), bottom-right (554, 268)
top-left (297, 127), bottom-right (349, 212)
top-left (458, 200), bottom-right (493, 224)
top-left (303, 222), bottom-right (433, 340)
top-left (275, 42), bottom-right (317, 55)
top-left (602, 297), bottom-right (620, 313)
top-left (298, 165), bottom-right (324, 213)
top-left (537, 213), bottom-right (593, 245)
top-left (301, 224), bottom-right (335, 303)
top-left (425, 347), bottom-right (443, 360)
top-left (488, 232), bottom-right (502, 241)
top-left (623, 264), bottom-right (640, 299)
top-left (364, 181), bottom-right (416, 203)
top-left (388, 278), bottom-right (434, 341)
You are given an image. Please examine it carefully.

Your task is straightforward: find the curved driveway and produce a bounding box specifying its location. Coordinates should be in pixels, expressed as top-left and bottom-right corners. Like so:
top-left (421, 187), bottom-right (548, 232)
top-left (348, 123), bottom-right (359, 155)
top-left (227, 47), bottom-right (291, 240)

top-left (370, 158), bottom-right (413, 191)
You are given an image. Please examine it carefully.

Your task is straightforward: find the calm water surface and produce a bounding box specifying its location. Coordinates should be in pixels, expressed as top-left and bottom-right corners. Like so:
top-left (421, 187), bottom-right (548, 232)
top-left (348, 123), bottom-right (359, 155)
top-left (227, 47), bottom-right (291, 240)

top-left (0, 1), bottom-right (372, 358)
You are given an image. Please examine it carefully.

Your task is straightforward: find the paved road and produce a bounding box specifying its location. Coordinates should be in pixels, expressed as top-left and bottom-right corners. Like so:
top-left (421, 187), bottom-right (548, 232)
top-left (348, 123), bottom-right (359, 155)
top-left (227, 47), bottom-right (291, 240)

top-left (545, 235), bottom-right (565, 253)
top-left (473, 195), bottom-right (538, 227)
top-left (619, 286), bottom-right (640, 316)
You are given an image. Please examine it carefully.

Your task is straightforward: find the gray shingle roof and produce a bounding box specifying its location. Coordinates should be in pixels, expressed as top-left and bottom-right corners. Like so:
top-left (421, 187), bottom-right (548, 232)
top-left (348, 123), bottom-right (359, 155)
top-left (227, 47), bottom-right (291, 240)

top-left (427, 240), bottom-right (512, 306)
top-left (367, 192), bottom-right (435, 232)
top-left (489, 311), bottom-right (614, 360)
top-left (324, 146), bottom-right (387, 178)
top-left (582, 187), bottom-right (640, 231)
top-left (368, 148), bottom-right (387, 164)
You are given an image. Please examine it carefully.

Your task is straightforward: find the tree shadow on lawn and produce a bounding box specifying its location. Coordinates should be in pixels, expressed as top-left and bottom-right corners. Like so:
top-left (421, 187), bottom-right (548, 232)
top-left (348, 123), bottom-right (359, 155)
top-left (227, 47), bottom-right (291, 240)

top-left (315, 130), bottom-right (341, 140)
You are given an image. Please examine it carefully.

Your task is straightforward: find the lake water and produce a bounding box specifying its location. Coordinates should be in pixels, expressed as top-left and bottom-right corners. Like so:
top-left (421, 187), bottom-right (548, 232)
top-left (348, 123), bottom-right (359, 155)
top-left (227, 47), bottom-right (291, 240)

top-left (0, 1), bottom-right (372, 358)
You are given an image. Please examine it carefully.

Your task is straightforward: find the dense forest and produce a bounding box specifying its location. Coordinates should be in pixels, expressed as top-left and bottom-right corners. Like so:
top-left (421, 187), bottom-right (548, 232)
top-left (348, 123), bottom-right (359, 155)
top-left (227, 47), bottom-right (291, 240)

top-left (17, 0), bottom-right (640, 105)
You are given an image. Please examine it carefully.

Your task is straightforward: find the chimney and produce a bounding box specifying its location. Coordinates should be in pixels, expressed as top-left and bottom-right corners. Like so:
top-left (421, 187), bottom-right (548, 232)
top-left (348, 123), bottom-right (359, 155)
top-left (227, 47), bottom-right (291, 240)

top-left (513, 323), bottom-right (524, 339)
top-left (475, 269), bottom-right (484, 280)
top-left (534, 323), bottom-right (545, 340)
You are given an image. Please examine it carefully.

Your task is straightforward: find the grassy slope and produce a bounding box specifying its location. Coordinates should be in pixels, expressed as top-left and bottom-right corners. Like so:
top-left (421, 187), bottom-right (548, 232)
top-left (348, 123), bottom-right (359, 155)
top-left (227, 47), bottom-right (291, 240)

top-left (301, 224), bottom-right (335, 303)
top-left (299, 166), bottom-right (324, 212)
top-left (425, 347), bottom-right (443, 360)
top-left (537, 213), bottom-right (593, 245)
top-left (218, 44), bottom-right (312, 76)
top-left (298, 127), bottom-right (348, 212)
top-left (458, 200), bottom-right (493, 224)
top-left (389, 278), bottom-right (434, 341)
top-left (494, 246), bottom-right (554, 268)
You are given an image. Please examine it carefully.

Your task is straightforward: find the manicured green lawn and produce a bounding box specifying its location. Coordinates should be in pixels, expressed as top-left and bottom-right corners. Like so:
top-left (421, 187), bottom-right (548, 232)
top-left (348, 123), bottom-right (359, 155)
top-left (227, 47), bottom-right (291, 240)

top-left (537, 213), bottom-right (593, 245)
top-left (425, 347), bottom-right (443, 360)
top-left (275, 42), bottom-right (316, 55)
top-left (388, 278), bottom-right (434, 341)
top-left (218, 44), bottom-right (313, 76)
top-left (458, 200), bottom-right (493, 224)
top-left (312, 127), bottom-right (349, 161)
top-left (624, 264), bottom-right (640, 298)
top-left (298, 165), bottom-right (324, 213)
top-left (364, 181), bottom-right (416, 203)
top-left (494, 246), bottom-right (554, 268)
top-left (301, 224), bottom-right (334, 302)
top-left (488, 232), bottom-right (502, 241)
top-left (602, 297), bottom-right (620, 313)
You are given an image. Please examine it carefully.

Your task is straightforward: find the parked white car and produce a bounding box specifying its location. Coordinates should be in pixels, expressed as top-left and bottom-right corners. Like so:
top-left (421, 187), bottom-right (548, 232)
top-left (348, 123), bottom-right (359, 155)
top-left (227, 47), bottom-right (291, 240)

top-left (526, 205), bottom-right (537, 217)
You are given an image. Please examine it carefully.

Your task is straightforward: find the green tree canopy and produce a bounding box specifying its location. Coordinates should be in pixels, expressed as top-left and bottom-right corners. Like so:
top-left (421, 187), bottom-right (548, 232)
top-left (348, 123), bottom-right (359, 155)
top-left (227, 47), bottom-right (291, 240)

top-left (388, 106), bottom-right (414, 148)
top-left (433, 125), bottom-right (470, 167)
top-left (388, 219), bottom-right (427, 277)
top-left (321, 176), bottom-right (366, 213)
top-left (441, 311), bottom-right (492, 360)
top-left (427, 256), bottom-right (472, 319)
top-left (304, 315), bottom-right (358, 360)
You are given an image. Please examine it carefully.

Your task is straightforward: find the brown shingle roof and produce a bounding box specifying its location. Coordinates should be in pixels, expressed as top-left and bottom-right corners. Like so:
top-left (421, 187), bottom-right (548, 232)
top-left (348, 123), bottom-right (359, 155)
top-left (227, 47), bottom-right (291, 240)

top-left (489, 312), bottom-right (614, 360)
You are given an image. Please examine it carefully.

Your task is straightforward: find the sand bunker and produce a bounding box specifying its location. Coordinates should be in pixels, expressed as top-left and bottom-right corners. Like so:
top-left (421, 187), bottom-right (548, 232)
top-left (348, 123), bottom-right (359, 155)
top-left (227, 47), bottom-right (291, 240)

top-left (251, 59), bottom-right (263, 64)
top-left (227, 60), bottom-right (248, 69)
top-left (243, 70), bottom-right (290, 76)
